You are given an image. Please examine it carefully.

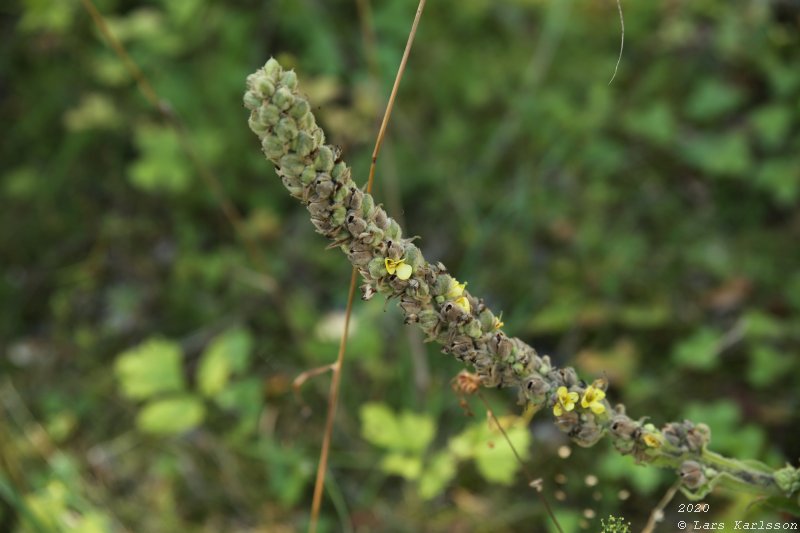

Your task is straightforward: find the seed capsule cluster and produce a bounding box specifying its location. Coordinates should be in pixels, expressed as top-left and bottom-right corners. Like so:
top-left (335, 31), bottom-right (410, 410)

top-left (244, 59), bottom-right (549, 397)
top-left (245, 59), bottom-right (797, 500)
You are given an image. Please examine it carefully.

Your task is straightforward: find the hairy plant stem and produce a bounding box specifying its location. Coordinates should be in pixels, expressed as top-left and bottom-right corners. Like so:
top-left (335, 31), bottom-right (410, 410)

top-left (244, 60), bottom-right (800, 506)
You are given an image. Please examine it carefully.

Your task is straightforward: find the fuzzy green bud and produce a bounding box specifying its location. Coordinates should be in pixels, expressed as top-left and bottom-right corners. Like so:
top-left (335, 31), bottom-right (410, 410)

top-left (273, 87), bottom-right (294, 110)
top-left (290, 99), bottom-right (310, 120)
top-left (331, 205), bottom-right (346, 227)
top-left (368, 257), bottom-right (386, 278)
top-left (281, 70), bottom-right (298, 90)
top-left (263, 58), bottom-right (281, 80)
top-left (275, 117), bottom-right (298, 142)
top-left (262, 136), bottom-right (285, 160)
top-left (294, 131), bottom-right (316, 157)
top-left (315, 146), bottom-right (334, 172)
top-left (279, 154), bottom-right (305, 178)
top-left (243, 90), bottom-right (261, 110)
top-left (258, 104), bottom-right (280, 127)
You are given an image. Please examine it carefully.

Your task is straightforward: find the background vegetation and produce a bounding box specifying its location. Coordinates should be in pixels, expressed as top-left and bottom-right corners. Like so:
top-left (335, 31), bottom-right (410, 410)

top-left (1, 0), bottom-right (799, 531)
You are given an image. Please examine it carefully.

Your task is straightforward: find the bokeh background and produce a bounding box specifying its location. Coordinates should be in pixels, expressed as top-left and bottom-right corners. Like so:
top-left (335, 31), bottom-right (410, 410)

top-left (1, 0), bottom-right (799, 531)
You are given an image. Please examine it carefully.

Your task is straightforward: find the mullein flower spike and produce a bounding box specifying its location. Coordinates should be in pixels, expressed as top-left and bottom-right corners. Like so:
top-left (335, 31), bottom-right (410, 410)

top-left (245, 58), bottom-right (799, 503)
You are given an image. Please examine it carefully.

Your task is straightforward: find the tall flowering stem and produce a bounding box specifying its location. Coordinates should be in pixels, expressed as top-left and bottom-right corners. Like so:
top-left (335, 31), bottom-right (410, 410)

top-left (244, 59), bottom-right (800, 506)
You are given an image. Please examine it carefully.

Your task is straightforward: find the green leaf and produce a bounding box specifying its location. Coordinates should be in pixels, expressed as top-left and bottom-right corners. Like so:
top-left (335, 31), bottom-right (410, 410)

top-left (361, 402), bottom-right (401, 449)
top-left (115, 338), bottom-right (185, 400)
top-left (197, 327), bottom-right (253, 397)
top-left (418, 451), bottom-right (457, 500)
top-left (448, 418), bottom-right (530, 486)
top-left (748, 346), bottom-right (793, 388)
top-left (136, 395), bottom-right (205, 435)
top-left (682, 132), bottom-right (753, 177)
top-left (380, 453), bottom-right (422, 480)
top-left (128, 123), bottom-right (191, 193)
top-left (671, 328), bottom-right (720, 370)
top-left (360, 403), bottom-right (435, 453)
top-left (685, 79), bottom-right (746, 121)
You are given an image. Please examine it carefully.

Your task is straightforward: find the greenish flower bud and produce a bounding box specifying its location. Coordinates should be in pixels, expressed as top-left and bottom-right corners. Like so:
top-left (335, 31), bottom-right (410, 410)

top-left (258, 104), bottom-right (280, 126)
top-left (275, 117), bottom-right (298, 142)
top-left (333, 182), bottom-right (349, 203)
top-left (331, 161), bottom-right (348, 181)
top-left (281, 70), bottom-right (298, 90)
top-left (360, 194), bottom-right (375, 219)
top-left (433, 274), bottom-right (454, 296)
top-left (243, 90), bottom-right (261, 110)
top-left (404, 245), bottom-right (424, 270)
top-left (479, 309), bottom-right (496, 331)
top-left (299, 166), bottom-right (316, 185)
top-left (315, 146), bottom-right (334, 172)
top-left (775, 464), bottom-right (800, 494)
top-left (311, 126), bottom-right (325, 146)
top-left (261, 136), bottom-right (285, 160)
top-left (331, 205), bottom-right (346, 227)
top-left (463, 318), bottom-right (482, 339)
top-left (385, 220), bottom-right (402, 241)
top-left (418, 309), bottom-right (439, 331)
top-left (248, 115), bottom-right (269, 135)
top-left (255, 77), bottom-right (275, 98)
top-left (290, 99), bottom-right (310, 120)
top-left (279, 154), bottom-right (305, 178)
top-left (368, 257), bottom-right (385, 278)
top-left (294, 131), bottom-right (316, 157)
top-left (273, 87), bottom-right (294, 110)
top-left (298, 112), bottom-right (315, 131)
top-left (263, 58), bottom-right (281, 80)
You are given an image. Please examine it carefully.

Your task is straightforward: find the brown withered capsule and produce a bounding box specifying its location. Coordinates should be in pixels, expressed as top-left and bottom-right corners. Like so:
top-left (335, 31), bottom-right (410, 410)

top-left (385, 239), bottom-right (404, 261)
top-left (679, 461), bottom-right (706, 490)
top-left (373, 209), bottom-right (389, 230)
top-left (685, 422), bottom-right (711, 452)
top-left (345, 211), bottom-right (367, 236)
top-left (346, 187), bottom-right (363, 210)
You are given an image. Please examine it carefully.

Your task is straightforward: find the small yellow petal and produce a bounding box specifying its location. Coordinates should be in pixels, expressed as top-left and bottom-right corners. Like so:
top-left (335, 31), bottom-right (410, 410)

top-left (454, 296), bottom-right (470, 313)
top-left (553, 403), bottom-right (563, 416)
top-left (567, 392), bottom-right (579, 404)
top-left (395, 262), bottom-right (413, 280)
top-left (643, 434), bottom-right (661, 448)
top-left (589, 401), bottom-right (606, 415)
top-left (384, 258), bottom-right (397, 275)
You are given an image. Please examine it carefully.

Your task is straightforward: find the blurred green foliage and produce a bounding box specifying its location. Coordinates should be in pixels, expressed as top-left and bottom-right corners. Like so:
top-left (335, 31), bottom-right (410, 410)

top-left (1, 0), bottom-right (799, 531)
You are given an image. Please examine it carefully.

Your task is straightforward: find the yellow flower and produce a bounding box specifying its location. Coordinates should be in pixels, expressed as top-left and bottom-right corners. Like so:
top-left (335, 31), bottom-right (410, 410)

top-left (384, 257), bottom-right (412, 280)
top-left (580, 385), bottom-right (606, 414)
top-left (642, 433), bottom-right (661, 448)
top-left (553, 386), bottom-right (579, 416)
top-left (493, 313), bottom-right (504, 330)
top-left (445, 278), bottom-right (467, 299)
top-left (454, 295), bottom-right (471, 313)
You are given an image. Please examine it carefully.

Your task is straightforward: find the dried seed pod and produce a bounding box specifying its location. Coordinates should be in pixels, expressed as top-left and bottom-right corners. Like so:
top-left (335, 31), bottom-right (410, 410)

top-left (373, 209), bottom-right (389, 230)
top-left (680, 461), bottom-right (706, 489)
top-left (347, 187), bottom-right (363, 210)
top-left (386, 239), bottom-right (404, 261)
top-left (346, 211), bottom-right (368, 236)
